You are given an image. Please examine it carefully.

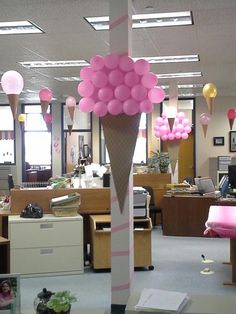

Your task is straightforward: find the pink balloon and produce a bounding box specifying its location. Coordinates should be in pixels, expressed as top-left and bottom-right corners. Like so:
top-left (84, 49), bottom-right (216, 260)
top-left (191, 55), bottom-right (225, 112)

top-left (79, 97), bottom-right (94, 112)
top-left (184, 125), bottom-right (192, 133)
top-left (155, 130), bottom-right (161, 138)
top-left (177, 111), bottom-right (186, 120)
top-left (65, 96), bottom-right (76, 107)
top-left (124, 71), bottom-right (140, 87)
top-left (43, 113), bottom-right (53, 123)
top-left (227, 108), bottom-right (236, 119)
top-left (94, 101), bottom-right (108, 117)
top-left (39, 88), bottom-right (52, 102)
top-left (90, 55), bottom-right (104, 71)
top-left (168, 133), bottom-right (175, 140)
top-left (156, 117), bottom-right (164, 125)
top-left (123, 99), bottom-right (139, 116)
top-left (119, 55), bottom-right (134, 72)
top-left (107, 99), bottom-right (123, 115)
top-left (134, 59), bottom-right (150, 76)
top-left (160, 125), bottom-right (168, 135)
top-left (140, 99), bottom-right (153, 113)
top-left (182, 132), bottom-right (189, 139)
top-left (131, 84), bottom-right (147, 101)
top-left (161, 134), bottom-right (168, 141)
top-left (148, 87), bottom-right (165, 103)
top-left (182, 118), bottom-right (190, 126)
top-left (161, 112), bottom-right (167, 119)
top-left (176, 123), bottom-right (184, 132)
top-left (175, 132), bottom-right (182, 139)
top-left (92, 71), bottom-right (108, 88)
top-left (77, 81), bottom-right (94, 97)
top-left (200, 114), bottom-right (210, 125)
top-left (108, 69), bottom-right (124, 86)
top-left (80, 67), bottom-right (94, 81)
top-left (1, 70), bottom-right (24, 95)
top-left (104, 53), bottom-right (119, 69)
top-left (141, 72), bottom-right (158, 88)
top-left (114, 84), bottom-right (130, 101)
top-left (98, 86), bottom-right (113, 102)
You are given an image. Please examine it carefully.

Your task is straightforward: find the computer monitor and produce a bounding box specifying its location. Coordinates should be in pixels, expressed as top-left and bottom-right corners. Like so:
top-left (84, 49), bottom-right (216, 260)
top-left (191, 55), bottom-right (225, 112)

top-left (228, 165), bottom-right (236, 188)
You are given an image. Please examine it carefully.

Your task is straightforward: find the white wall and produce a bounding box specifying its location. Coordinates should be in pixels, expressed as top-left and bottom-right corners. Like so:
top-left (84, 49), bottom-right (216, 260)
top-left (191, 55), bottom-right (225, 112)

top-left (195, 95), bottom-right (236, 177)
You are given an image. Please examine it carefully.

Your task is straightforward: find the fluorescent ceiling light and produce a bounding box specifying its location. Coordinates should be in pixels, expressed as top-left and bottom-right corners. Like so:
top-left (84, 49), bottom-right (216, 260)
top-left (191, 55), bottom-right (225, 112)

top-left (134, 55), bottom-right (199, 64)
top-left (158, 72), bottom-right (202, 79)
top-left (54, 77), bottom-right (81, 82)
top-left (161, 84), bottom-right (203, 89)
top-left (20, 60), bottom-right (89, 69)
top-left (0, 21), bottom-right (43, 35)
top-left (84, 11), bottom-right (193, 30)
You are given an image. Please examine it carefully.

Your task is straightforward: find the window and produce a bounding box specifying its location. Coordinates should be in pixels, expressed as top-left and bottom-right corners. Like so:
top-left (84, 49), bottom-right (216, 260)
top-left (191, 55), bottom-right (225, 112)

top-left (0, 105), bottom-right (15, 164)
top-left (22, 104), bottom-right (52, 181)
top-left (100, 113), bottom-right (147, 164)
top-left (63, 105), bottom-right (92, 174)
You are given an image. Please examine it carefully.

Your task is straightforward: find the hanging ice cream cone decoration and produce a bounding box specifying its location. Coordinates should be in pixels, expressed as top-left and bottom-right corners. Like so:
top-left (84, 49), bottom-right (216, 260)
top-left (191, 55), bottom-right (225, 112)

top-left (167, 139), bottom-right (181, 175)
top-left (39, 88), bottom-right (52, 115)
top-left (67, 124), bottom-right (73, 135)
top-left (202, 83), bottom-right (217, 115)
top-left (199, 113), bottom-right (211, 138)
top-left (227, 109), bottom-right (236, 130)
top-left (68, 106), bottom-right (75, 122)
top-left (1, 71), bottom-right (24, 119)
top-left (18, 113), bottom-right (26, 131)
top-left (65, 96), bottom-right (76, 136)
top-left (168, 117), bottom-right (175, 131)
top-left (102, 114), bottom-right (141, 212)
top-left (43, 113), bottom-right (53, 133)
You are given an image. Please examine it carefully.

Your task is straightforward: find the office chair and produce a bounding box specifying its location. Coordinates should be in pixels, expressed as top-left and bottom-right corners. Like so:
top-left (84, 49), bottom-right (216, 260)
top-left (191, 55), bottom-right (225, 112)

top-left (143, 185), bottom-right (162, 228)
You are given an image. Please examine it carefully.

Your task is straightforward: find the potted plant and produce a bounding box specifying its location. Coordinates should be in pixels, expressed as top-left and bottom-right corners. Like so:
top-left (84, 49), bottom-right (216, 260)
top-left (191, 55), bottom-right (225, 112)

top-left (147, 150), bottom-right (170, 173)
top-left (47, 290), bottom-right (77, 314)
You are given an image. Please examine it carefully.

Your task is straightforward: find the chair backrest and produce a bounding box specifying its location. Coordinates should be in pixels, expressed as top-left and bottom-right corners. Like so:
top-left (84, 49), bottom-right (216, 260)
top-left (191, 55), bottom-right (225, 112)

top-left (8, 174), bottom-right (14, 190)
top-left (142, 186), bottom-right (154, 206)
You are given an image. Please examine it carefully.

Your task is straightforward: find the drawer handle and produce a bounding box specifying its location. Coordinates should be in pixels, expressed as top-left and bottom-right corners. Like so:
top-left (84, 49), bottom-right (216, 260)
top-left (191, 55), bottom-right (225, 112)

top-left (40, 248), bottom-right (53, 255)
top-left (40, 223), bottom-right (53, 229)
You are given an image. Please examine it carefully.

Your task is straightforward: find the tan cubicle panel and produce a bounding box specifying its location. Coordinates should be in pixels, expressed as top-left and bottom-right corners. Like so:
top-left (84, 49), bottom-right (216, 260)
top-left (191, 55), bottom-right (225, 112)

top-left (10, 188), bottom-right (111, 214)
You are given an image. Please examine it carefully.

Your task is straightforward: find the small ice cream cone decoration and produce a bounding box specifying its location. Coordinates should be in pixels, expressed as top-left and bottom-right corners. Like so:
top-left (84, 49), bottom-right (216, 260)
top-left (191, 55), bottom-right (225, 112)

top-left (7, 94), bottom-right (19, 119)
top-left (202, 124), bottom-right (208, 138)
top-left (68, 106), bottom-right (75, 122)
top-left (227, 109), bottom-right (236, 130)
top-left (199, 113), bottom-right (210, 138)
top-left (202, 83), bottom-right (217, 115)
top-left (18, 113), bottom-right (26, 131)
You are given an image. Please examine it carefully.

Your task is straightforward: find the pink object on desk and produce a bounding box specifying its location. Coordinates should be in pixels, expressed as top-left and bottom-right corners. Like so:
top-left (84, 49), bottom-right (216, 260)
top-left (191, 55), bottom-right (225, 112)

top-left (204, 205), bottom-right (236, 238)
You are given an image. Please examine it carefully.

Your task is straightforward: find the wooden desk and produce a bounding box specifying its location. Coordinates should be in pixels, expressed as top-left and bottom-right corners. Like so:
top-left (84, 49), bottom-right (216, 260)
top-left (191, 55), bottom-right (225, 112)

top-left (162, 195), bottom-right (217, 237)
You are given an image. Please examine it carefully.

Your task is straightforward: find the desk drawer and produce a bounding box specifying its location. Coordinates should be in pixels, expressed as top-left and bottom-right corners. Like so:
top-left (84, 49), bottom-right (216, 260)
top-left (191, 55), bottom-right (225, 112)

top-left (11, 245), bottom-right (83, 275)
top-left (9, 220), bottom-right (83, 248)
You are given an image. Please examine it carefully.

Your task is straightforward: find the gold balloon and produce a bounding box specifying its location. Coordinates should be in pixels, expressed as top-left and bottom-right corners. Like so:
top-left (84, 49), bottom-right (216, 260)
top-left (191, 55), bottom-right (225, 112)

top-left (18, 113), bottom-right (26, 123)
top-left (202, 83), bottom-right (217, 98)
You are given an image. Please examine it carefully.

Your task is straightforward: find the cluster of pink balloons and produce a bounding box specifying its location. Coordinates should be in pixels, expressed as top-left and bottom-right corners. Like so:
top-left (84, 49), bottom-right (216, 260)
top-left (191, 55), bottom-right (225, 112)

top-left (77, 53), bottom-right (165, 117)
top-left (199, 112), bottom-right (211, 126)
top-left (154, 112), bottom-right (192, 141)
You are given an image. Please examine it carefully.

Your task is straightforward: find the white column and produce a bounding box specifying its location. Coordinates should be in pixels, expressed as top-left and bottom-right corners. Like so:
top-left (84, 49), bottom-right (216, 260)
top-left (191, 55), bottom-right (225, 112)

top-left (109, 0), bottom-right (134, 310)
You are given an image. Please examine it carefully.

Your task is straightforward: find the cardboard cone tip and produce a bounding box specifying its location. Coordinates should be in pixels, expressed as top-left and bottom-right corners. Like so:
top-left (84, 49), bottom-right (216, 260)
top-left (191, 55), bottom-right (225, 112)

top-left (101, 114), bottom-right (141, 212)
top-left (41, 101), bottom-right (49, 115)
top-left (68, 107), bottom-right (75, 122)
top-left (67, 125), bottom-right (73, 135)
top-left (168, 117), bottom-right (175, 131)
top-left (202, 124), bottom-right (208, 138)
top-left (7, 94), bottom-right (19, 119)
top-left (229, 118), bottom-right (235, 130)
top-left (206, 97), bottom-right (214, 115)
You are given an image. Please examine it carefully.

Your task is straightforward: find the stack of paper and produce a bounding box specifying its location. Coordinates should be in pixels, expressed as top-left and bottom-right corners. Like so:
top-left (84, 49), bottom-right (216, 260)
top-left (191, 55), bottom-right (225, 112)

top-left (135, 288), bottom-right (189, 313)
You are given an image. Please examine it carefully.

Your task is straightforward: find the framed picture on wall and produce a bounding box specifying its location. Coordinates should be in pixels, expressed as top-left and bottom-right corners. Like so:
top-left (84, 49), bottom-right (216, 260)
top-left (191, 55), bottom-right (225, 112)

top-left (213, 136), bottom-right (224, 146)
top-left (0, 274), bottom-right (20, 313)
top-left (229, 131), bottom-right (236, 152)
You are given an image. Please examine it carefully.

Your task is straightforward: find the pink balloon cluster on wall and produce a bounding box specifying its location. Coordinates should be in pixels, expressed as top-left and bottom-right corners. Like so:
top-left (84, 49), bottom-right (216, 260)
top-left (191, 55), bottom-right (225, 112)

top-left (154, 112), bottom-right (192, 141)
top-left (77, 53), bottom-right (165, 117)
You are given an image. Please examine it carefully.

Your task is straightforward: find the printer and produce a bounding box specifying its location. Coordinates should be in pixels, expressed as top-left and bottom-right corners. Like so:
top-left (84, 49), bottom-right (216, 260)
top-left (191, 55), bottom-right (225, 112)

top-left (133, 187), bottom-right (147, 217)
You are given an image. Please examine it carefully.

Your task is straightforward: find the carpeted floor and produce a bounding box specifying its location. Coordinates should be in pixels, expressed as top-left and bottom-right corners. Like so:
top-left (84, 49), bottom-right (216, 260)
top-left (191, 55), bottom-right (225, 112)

top-left (20, 227), bottom-right (236, 313)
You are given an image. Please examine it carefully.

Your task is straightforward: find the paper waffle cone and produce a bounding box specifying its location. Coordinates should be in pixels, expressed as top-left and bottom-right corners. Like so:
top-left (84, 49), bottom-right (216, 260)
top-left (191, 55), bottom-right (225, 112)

top-left (68, 124), bottom-right (73, 135)
top-left (229, 118), bottom-right (235, 130)
top-left (41, 101), bottom-right (49, 115)
top-left (7, 94), bottom-right (19, 119)
top-left (46, 122), bottom-right (52, 132)
top-left (19, 121), bottom-right (24, 131)
top-left (168, 117), bottom-right (175, 131)
top-left (101, 113), bottom-right (141, 212)
top-left (206, 97), bottom-right (214, 115)
top-left (167, 139), bottom-right (181, 175)
top-left (202, 124), bottom-right (208, 138)
top-left (68, 107), bottom-right (75, 122)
